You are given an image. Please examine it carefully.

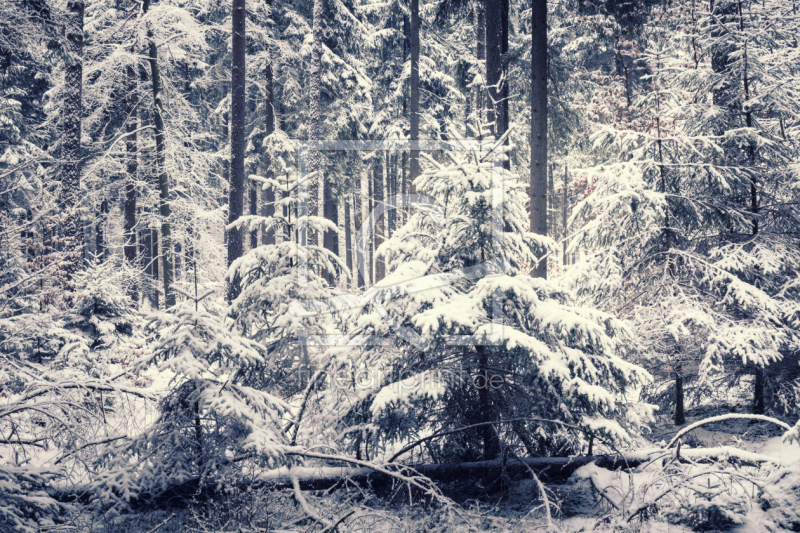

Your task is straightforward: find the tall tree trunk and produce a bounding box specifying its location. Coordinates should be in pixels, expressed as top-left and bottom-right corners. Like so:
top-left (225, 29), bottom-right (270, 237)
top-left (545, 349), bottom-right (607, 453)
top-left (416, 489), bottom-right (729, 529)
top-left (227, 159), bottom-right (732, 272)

top-left (355, 180), bottom-right (365, 289)
top-left (548, 163), bottom-right (554, 238)
top-left (529, 0), bottom-right (548, 278)
top-left (174, 242), bottom-right (181, 281)
top-left (323, 179), bottom-right (338, 283)
top-left (227, 0), bottom-right (246, 302)
top-left (307, 0), bottom-right (323, 248)
top-left (263, 187), bottom-right (275, 245)
top-left (143, 228), bottom-right (153, 307)
top-left (142, 0), bottom-right (175, 308)
top-left (262, 25), bottom-right (276, 246)
top-left (484, 0), bottom-right (503, 137)
top-left (477, 345), bottom-right (501, 459)
top-left (95, 198), bottom-right (108, 260)
top-left (368, 171), bottom-right (374, 286)
top-left (152, 228), bottom-right (160, 309)
top-left (476, 3), bottom-right (485, 134)
top-left (222, 111), bottom-right (230, 243)
top-left (250, 180), bottom-right (258, 249)
top-left (675, 364), bottom-right (686, 425)
top-left (387, 152), bottom-right (395, 239)
top-left (344, 195), bottom-right (353, 287)
top-left (124, 63), bottom-right (139, 305)
top-left (562, 164), bottom-right (568, 266)
top-left (373, 163), bottom-right (385, 282)
top-left (501, 0), bottom-right (509, 167)
top-left (409, 0), bottom-right (420, 194)
top-left (62, 0), bottom-right (85, 280)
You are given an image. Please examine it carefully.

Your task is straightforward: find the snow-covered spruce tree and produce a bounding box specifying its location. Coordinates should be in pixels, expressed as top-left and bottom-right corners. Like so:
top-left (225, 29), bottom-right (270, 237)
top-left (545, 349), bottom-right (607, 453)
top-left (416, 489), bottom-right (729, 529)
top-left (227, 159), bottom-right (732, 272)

top-left (89, 294), bottom-right (289, 515)
top-left (228, 170), bottom-right (347, 398)
top-left (300, 136), bottom-right (652, 462)
top-left (565, 0), bottom-right (800, 422)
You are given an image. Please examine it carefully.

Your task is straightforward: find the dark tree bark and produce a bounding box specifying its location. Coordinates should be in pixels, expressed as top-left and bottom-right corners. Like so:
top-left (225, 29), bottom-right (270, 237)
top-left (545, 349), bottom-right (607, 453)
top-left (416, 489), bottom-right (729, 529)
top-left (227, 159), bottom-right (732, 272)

top-left (227, 0), bottom-right (246, 302)
top-left (174, 242), bottom-right (181, 281)
top-left (262, 25), bottom-right (276, 246)
top-left (124, 63), bottom-right (139, 304)
top-left (142, 0), bottom-right (175, 308)
top-left (501, 0), bottom-right (509, 167)
top-left (151, 228), bottom-right (160, 309)
top-left (263, 187), bottom-right (275, 245)
top-left (387, 152), bottom-right (395, 239)
top-left (476, 3), bottom-right (485, 133)
top-left (477, 346), bottom-right (501, 459)
top-left (529, 0), bottom-right (548, 278)
top-left (373, 163), bottom-right (385, 283)
top-left (368, 172), bottom-right (374, 286)
top-left (562, 164), bottom-right (568, 266)
top-left (484, 0), bottom-right (503, 137)
top-left (223, 110), bottom-right (230, 236)
top-left (344, 195), bottom-right (353, 286)
top-left (323, 179), bottom-right (338, 283)
top-left (250, 180), bottom-right (258, 249)
top-left (307, 0), bottom-right (323, 247)
top-left (142, 228), bottom-right (153, 305)
top-left (409, 0), bottom-right (420, 194)
top-left (62, 0), bottom-right (85, 279)
top-left (355, 184), bottom-right (365, 289)
top-left (95, 199), bottom-right (108, 261)
top-left (675, 365), bottom-right (686, 425)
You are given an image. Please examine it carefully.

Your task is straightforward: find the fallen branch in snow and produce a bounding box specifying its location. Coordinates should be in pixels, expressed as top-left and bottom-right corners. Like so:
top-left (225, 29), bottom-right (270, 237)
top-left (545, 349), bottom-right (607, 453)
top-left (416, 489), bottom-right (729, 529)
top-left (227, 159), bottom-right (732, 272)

top-left (666, 414), bottom-right (791, 449)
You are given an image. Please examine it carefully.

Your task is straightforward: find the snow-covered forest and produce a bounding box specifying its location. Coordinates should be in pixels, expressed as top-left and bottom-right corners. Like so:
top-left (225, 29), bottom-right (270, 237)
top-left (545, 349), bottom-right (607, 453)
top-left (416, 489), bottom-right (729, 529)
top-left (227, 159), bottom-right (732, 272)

top-left (2, 0), bottom-right (800, 530)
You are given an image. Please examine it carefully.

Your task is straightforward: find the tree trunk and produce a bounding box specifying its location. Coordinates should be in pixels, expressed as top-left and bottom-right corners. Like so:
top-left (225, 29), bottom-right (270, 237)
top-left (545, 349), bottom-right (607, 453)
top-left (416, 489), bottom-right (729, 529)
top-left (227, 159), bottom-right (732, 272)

top-left (373, 164), bottom-right (385, 283)
top-left (477, 346), bottom-right (501, 459)
top-left (529, 0), bottom-right (548, 278)
top-left (174, 242), bottom-right (181, 281)
top-left (323, 179), bottom-right (338, 283)
top-left (124, 63), bottom-right (139, 304)
top-left (95, 198), bottom-right (108, 261)
top-left (151, 228), bottom-right (160, 309)
top-left (409, 0), bottom-right (420, 194)
top-left (307, 0), bottom-right (323, 247)
top-left (223, 111), bottom-right (229, 242)
top-left (355, 181), bottom-right (365, 289)
top-left (476, 3), bottom-right (485, 134)
top-left (501, 0), bottom-right (510, 167)
top-left (262, 27), bottom-right (276, 246)
top-left (250, 180), bottom-right (258, 249)
top-left (142, 0), bottom-right (175, 308)
top-left (227, 0), bottom-right (246, 302)
top-left (753, 369), bottom-right (765, 415)
top-left (675, 370), bottom-right (686, 426)
top-left (62, 0), bottom-right (85, 280)
top-left (484, 0), bottom-right (503, 137)
top-left (562, 164), bottom-right (568, 266)
top-left (368, 171), bottom-right (374, 286)
top-left (344, 195), bottom-right (353, 286)
top-left (142, 228), bottom-right (153, 306)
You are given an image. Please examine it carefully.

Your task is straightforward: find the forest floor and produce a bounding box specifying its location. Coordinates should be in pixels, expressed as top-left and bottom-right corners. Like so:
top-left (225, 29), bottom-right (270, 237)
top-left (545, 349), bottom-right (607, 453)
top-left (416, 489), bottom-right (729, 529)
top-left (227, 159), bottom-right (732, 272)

top-left (94, 401), bottom-right (799, 533)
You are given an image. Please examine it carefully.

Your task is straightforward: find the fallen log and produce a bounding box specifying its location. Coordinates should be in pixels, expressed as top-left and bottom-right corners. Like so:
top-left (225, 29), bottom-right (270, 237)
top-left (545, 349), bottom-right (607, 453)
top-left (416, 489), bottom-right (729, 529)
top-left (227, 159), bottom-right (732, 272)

top-left (93, 452), bottom-right (652, 512)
